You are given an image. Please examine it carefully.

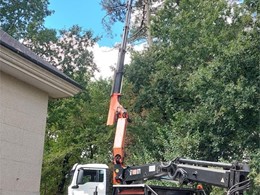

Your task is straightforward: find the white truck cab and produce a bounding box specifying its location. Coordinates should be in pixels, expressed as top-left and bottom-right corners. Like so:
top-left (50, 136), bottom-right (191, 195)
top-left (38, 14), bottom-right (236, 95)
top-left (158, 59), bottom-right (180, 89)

top-left (68, 163), bottom-right (110, 195)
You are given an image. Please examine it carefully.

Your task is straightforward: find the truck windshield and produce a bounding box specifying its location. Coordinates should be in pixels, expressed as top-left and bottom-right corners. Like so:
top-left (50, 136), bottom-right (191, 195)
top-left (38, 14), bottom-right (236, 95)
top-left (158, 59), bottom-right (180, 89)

top-left (77, 169), bottom-right (104, 184)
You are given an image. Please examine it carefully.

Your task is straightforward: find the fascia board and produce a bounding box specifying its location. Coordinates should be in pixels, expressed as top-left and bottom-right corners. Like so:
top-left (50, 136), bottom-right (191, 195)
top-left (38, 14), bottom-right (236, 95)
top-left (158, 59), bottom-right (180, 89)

top-left (0, 45), bottom-right (82, 98)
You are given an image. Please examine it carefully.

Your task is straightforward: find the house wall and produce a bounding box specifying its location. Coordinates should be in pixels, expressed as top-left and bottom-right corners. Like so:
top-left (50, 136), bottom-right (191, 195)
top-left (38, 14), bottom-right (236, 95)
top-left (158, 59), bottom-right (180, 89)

top-left (0, 71), bottom-right (48, 195)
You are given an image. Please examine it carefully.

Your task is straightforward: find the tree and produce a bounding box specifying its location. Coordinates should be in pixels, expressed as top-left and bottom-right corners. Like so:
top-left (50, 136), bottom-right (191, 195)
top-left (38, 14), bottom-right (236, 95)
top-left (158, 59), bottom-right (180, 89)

top-left (0, 1), bottom-right (114, 194)
top-left (24, 25), bottom-right (99, 86)
top-left (0, 0), bottom-right (53, 39)
top-left (38, 26), bottom-right (114, 194)
top-left (124, 0), bottom-right (259, 193)
top-left (41, 79), bottom-right (113, 194)
top-left (101, 0), bottom-right (165, 46)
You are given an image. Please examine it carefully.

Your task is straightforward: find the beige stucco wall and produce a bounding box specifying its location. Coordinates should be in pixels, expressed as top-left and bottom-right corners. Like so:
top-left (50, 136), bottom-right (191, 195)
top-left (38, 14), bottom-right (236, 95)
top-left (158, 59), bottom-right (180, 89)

top-left (0, 71), bottom-right (48, 195)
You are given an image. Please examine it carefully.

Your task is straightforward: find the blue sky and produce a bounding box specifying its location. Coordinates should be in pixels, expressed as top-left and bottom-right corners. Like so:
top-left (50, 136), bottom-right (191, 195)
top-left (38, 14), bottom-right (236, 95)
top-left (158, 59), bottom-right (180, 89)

top-left (44, 0), bottom-right (124, 47)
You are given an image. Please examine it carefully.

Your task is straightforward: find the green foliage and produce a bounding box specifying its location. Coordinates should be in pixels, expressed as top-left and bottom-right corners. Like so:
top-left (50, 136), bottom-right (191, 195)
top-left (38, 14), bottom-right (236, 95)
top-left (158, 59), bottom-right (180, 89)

top-left (184, 30), bottom-right (259, 160)
top-left (38, 26), bottom-right (109, 194)
top-left (0, 0), bottom-right (53, 39)
top-left (28, 25), bottom-right (99, 86)
top-left (54, 25), bottom-right (99, 85)
top-left (124, 0), bottom-right (259, 192)
top-left (41, 80), bottom-right (113, 194)
top-left (0, 1), bottom-right (113, 193)
top-left (246, 150), bottom-right (260, 194)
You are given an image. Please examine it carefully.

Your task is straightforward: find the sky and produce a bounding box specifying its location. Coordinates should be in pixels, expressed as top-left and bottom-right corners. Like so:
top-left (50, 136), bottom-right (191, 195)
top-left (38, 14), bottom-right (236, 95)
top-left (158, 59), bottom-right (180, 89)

top-left (44, 0), bottom-right (128, 79)
top-left (44, 0), bottom-right (123, 47)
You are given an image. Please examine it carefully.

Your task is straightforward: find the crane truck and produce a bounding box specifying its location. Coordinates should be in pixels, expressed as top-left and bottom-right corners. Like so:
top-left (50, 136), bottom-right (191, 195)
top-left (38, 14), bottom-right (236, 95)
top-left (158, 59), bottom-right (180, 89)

top-left (68, 0), bottom-right (250, 194)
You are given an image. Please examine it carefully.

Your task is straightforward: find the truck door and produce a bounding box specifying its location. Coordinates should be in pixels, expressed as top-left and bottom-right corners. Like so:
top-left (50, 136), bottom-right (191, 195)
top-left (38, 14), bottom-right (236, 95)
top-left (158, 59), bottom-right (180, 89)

top-left (74, 168), bottom-right (106, 195)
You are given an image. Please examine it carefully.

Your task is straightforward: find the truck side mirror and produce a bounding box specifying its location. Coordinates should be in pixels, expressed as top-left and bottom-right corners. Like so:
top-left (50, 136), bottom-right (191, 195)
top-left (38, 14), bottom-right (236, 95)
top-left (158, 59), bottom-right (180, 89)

top-left (71, 185), bottom-right (79, 189)
top-left (72, 168), bottom-right (84, 189)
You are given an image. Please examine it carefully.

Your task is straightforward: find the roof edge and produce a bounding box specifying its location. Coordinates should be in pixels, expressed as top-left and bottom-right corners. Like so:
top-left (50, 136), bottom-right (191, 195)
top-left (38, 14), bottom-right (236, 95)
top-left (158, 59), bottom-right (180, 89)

top-left (0, 29), bottom-right (83, 90)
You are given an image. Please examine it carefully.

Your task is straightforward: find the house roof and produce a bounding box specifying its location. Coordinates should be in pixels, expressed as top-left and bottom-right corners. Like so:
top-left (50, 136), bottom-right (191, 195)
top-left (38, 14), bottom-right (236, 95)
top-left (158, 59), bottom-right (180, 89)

top-left (0, 29), bottom-right (82, 98)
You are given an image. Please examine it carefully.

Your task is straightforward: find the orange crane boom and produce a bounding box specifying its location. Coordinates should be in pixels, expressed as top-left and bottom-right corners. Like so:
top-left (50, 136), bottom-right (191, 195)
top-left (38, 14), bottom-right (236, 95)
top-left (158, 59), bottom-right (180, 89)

top-left (106, 0), bottom-right (133, 185)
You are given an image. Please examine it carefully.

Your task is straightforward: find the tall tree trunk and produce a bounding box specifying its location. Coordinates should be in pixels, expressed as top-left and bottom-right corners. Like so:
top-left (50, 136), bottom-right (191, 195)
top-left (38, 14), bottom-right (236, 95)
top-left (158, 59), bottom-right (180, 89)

top-left (145, 0), bottom-right (152, 46)
top-left (57, 155), bottom-right (70, 194)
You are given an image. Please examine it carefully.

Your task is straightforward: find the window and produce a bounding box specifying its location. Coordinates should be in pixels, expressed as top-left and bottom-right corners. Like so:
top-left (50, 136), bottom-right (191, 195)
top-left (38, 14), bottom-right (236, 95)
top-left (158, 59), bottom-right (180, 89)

top-left (77, 169), bottom-right (104, 185)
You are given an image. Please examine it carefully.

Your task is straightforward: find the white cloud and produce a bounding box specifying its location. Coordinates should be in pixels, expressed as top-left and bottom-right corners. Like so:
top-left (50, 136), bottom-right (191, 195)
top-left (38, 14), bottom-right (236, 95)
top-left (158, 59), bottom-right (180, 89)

top-left (92, 42), bottom-right (146, 80)
top-left (92, 43), bottom-right (131, 79)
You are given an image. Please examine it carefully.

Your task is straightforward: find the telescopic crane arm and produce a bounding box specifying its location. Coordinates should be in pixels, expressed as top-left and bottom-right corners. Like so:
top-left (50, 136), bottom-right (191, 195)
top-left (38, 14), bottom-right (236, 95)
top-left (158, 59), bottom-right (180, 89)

top-left (116, 158), bottom-right (250, 194)
top-left (106, 0), bottom-right (133, 185)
